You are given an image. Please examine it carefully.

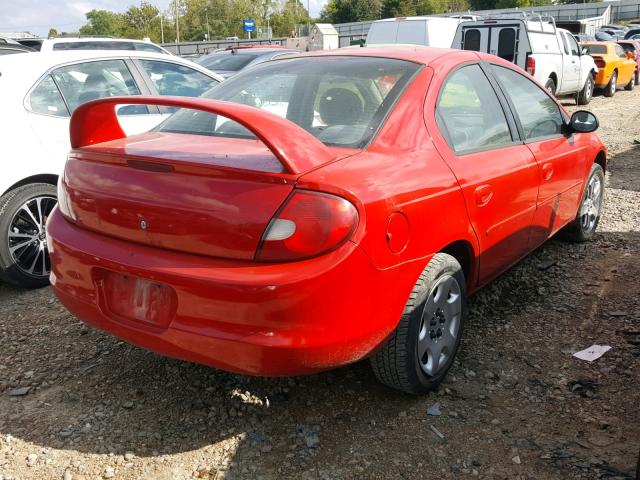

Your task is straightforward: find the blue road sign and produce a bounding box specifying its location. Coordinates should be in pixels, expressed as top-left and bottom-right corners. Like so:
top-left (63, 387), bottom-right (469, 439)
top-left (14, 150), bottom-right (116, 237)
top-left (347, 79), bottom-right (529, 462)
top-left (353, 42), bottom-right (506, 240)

top-left (243, 19), bottom-right (255, 32)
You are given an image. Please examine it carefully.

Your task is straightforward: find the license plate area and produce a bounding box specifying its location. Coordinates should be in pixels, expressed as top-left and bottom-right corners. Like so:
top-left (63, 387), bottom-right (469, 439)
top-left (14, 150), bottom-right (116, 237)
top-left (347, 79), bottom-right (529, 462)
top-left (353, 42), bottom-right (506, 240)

top-left (96, 270), bottom-right (177, 329)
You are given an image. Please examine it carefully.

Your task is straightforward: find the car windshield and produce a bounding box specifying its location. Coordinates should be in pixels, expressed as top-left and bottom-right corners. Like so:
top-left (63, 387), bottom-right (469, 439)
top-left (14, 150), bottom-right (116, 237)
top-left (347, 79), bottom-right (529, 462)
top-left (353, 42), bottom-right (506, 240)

top-left (619, 43), bottom-right (635, 52)
top-left (157, 56), bottom-right (421, 148)
top-left (197, 53), bottom-right (260, 71)
top-left (585, 44), bottom-right (608, 54)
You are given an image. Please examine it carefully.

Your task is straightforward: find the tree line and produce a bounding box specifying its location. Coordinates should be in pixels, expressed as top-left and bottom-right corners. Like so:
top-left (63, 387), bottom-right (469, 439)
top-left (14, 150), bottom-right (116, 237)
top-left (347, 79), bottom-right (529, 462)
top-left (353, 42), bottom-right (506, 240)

top-left (62, 0), bottom-right (310, 43)
top-left (51, 0), bottom-right (602, 42)
top-left (319, 0), bottom-right (601, 23)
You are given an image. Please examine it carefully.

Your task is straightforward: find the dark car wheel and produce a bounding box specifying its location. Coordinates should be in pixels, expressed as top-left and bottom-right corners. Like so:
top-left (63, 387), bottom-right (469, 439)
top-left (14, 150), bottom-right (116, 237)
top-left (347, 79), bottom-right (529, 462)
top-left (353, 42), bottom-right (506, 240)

top-left (562, 164), bottom-right (605, 242)
top-left (577, 75), bottom-right (594, 105)
top-left (0, 183), bottom-right (57, 288)
top-left (604, 71), bottom-right (617, 97)
top-left (626, 73), bottom-right (636, 90)
top-left (635, 70), bottom-right (640, 85)
top-left (545, 78), bottom-right (557, 96)
top-left (371, 253), bottom-right (467, 395)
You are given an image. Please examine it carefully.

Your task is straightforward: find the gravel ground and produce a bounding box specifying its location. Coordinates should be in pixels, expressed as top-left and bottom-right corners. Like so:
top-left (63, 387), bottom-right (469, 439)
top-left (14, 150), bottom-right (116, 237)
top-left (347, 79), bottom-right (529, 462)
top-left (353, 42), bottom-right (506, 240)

top-left (1, 89), bottom-right (639, 480)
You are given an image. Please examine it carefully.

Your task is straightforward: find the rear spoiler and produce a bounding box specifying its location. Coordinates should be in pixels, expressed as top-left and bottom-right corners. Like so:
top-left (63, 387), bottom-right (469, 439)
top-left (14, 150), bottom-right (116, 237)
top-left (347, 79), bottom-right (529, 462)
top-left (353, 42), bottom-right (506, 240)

top-left (69, 96), bottom-right (336, 175)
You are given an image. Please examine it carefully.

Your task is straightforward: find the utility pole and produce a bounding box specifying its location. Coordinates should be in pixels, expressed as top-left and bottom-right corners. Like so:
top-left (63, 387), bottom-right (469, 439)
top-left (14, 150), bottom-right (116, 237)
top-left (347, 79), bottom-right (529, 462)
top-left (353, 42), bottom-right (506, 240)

top-left (206, 9), bottom-right (210, 41)
top-left (160, 14), bottom-right (164, 44)
top-left (174, 0), bottom-right (180, 55)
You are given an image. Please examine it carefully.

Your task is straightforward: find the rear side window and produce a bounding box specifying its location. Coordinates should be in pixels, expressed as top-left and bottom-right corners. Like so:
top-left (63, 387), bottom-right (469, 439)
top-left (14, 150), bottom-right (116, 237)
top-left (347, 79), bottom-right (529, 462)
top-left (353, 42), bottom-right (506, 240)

top-left (615, 45), bottom-right (627, 58)
top-left (138, 60), bottom-right (219, 97)
top-left (51, 59), bottom-right (141, 112)
top-left (436, 64), bottom-right (513, 154)
top-left (497, 28), bottom-right (516, 62)
top-left (492, 65), bottom-right (563, 141)
top-left (29, 75), bottom-right (69, 117)
top-left (463, 29), bottom-right (481, 51)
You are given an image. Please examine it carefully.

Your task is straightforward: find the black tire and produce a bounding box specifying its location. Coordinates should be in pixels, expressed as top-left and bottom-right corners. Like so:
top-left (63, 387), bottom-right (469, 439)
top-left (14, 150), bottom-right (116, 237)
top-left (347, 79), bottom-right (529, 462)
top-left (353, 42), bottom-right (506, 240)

top-left (0, 183), bottom-right (57, 288)
top-left (370, 253), bottom-right (467, 395)
top-left (561, 163), bottom-right (605, 243)
top-left (544, 78), bottom-right (557, 96)
top-left (604, 71), bottom-right (617, 97)
top-left (626, 73), bottom-right (636, 91)
top-left (635, 70), bottom-right (640, 86)
top-left (577, 75), bottom-right (594, 105)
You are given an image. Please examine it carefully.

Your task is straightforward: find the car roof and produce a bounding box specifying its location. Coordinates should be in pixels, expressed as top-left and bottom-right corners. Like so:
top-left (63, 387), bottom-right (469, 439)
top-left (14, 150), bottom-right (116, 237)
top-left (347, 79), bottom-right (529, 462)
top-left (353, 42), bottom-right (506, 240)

top-left (293, 46), bottom-right (467, 66)
top-left (46, 37), bottom-right (148, 43)
top-left (0, 50), bottom-right (223, 90)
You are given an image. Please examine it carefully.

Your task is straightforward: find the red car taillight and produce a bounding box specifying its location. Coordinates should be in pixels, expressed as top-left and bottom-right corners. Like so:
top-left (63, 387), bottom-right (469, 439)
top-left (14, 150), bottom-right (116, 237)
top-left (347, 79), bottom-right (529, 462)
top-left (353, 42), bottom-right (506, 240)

top-left (526, 56), bottom-right (536, 76)
top-left (56, 174), bottom-right (76, 222)
top-left (256, 190), bottom-right (358, 262)
top-left (594, 58), bottom-right (605, 68)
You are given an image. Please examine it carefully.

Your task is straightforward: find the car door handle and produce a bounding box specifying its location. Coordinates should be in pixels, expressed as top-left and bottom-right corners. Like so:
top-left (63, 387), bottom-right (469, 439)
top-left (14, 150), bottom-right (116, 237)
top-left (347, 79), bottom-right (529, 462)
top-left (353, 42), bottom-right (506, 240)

top-left (541, 163), bottom-right (554, 180)
top-left (474, 185), bottom-right (493, 207)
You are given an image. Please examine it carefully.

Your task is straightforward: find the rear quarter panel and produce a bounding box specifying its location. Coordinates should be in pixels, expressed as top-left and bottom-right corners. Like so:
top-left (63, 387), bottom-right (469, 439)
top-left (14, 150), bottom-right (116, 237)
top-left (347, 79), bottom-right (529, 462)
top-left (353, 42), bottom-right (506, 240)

top-left (299, 63), bottom-right (479, 277)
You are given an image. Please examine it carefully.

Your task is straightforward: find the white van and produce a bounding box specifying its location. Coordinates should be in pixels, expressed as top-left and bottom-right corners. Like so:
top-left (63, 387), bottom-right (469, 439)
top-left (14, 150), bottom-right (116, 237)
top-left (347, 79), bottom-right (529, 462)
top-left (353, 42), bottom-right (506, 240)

top-left (451, 14), bottom-right (598, 104)
top-left (366, 17), bottom-right (463, 48)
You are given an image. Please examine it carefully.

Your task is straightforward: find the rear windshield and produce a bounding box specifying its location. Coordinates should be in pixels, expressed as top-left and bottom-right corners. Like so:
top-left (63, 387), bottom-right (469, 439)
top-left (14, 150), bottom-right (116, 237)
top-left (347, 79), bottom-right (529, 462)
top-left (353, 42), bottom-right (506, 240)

top-left (157, 56), bottom-right (420, 148)
top-left (619, 42), bottom-right (635, 52)
top-left (584, 44), bottom-right (608, 54)
top-left (197, 53), bottom-right (260, 71)
top-left (53, 41), bottom-right (136, 51)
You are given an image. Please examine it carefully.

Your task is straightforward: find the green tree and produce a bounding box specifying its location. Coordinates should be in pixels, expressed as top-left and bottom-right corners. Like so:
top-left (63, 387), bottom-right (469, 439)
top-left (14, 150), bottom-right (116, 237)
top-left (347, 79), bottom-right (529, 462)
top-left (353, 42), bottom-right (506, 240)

top-left (47, 27), bottom-right (59, 38)
top-left (79, 10), bottom-right (124, 36)
top-left (122, 2), bottom-right (160, 39)
top-left (319, 0), bottom-right (382, 23)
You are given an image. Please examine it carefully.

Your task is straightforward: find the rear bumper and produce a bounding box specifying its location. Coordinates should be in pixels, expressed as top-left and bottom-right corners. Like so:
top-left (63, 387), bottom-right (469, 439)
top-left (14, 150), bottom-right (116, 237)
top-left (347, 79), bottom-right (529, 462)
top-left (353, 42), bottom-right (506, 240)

top-left (594, 68), bottom-right (612, 87)
top-left (47, 208), bottom-right (423, 376)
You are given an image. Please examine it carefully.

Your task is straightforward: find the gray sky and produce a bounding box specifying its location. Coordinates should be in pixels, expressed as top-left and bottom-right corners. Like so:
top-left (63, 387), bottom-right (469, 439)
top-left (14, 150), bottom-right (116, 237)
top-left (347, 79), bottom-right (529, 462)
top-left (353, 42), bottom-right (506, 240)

top-left (1, 0), bottom-right (328, 37)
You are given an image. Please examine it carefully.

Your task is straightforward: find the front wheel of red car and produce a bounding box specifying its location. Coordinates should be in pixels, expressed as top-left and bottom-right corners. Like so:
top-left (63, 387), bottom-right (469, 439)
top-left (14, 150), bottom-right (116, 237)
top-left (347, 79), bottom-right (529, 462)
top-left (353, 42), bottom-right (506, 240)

top-left (371, 253), bottom-right (467, 395)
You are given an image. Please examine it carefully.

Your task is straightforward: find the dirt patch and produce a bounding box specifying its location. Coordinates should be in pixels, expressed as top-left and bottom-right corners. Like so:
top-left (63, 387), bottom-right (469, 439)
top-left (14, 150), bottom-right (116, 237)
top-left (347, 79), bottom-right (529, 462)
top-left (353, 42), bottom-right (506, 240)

top-left (1, 90), bottom-right (639, 480)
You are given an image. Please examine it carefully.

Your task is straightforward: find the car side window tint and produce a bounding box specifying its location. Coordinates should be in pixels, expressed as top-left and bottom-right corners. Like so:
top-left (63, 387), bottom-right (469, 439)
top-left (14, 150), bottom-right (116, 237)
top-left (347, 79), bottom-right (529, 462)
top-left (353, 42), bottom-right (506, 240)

top-left (29, 75), bottom-right (69, 117)
top-left (492, 65), bottom-right (563, 141)
top-left (463, 29), bottom-right (481, 51)
top-left (560, 33), bottom-right (570, 55)
top-left (497, 28), bottom-right (516, 62)
top-left (436, 64), bottom-right (513, 154)
top-left (51, 60), bottom-right (142, 113)
top-left (615, 45), bottom-right (627, 58)
top-left (566, 34), bottom-right (580, 56)
top-left (138, 60), bottom-right (219, 97)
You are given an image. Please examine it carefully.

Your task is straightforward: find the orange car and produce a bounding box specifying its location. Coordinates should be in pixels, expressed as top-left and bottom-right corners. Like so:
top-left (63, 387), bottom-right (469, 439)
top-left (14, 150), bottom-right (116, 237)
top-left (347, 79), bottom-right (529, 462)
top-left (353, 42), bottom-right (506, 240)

top-left (580, 41), bottom-right (637, 97)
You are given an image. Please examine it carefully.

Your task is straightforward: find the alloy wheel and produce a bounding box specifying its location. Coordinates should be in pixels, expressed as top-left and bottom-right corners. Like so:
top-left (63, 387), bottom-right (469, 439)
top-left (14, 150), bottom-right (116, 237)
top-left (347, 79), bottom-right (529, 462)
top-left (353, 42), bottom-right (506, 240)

top-left (417, 274), bottom-right (462, 376)
top-left (8, 195), bottom-right (56, 278)
top-left (580, 174), bottom-right (603, 234)
top-left (610, 73), bottom-right (617, 96)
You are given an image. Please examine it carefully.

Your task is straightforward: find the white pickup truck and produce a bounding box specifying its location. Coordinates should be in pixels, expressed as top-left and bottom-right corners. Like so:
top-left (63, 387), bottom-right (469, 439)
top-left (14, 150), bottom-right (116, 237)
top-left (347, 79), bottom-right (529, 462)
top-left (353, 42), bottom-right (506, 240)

top-left (451, 13), bottom-right (598, 104)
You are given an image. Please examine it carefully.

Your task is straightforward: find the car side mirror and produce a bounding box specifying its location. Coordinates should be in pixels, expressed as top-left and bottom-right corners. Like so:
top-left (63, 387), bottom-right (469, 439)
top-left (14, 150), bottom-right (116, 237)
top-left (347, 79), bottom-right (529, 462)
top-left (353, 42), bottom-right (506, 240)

top-left (627, 51), bottom-right (635, 59)
top-left (569, 110), bottom-right (599, 133)
top-left (581, 47), bottom-right (589, 55)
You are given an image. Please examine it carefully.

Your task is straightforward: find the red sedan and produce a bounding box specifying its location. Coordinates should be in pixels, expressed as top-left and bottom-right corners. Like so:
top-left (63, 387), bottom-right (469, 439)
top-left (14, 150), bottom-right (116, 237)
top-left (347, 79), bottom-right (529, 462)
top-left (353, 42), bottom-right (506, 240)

top-left (47, 47), bottom-right (606, 394)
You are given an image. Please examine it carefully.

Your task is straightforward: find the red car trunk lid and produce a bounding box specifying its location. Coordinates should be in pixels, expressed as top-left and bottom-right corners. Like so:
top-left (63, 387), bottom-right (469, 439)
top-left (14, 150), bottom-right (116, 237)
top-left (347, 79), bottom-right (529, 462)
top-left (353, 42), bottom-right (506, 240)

top-left (63, 133), bottom-right (297, 260)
